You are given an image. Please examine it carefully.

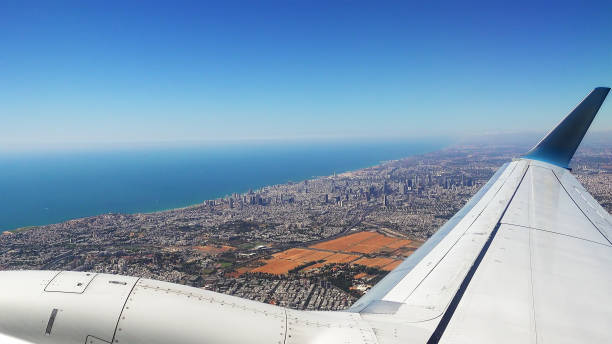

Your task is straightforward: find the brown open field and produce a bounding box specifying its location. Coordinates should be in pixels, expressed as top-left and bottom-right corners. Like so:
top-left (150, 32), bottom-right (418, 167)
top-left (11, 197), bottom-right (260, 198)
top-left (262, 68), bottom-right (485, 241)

top-left (310, 231), bottom-right (417, 255)
top-left (194, 245), bottom-right (235, 255)
top-left (363, 235), bottom-right (397, 247)
top-left (251, 259), bottom-right (303, 274)
top-left (246, 231), bottom-right (421, 275)
top-left (274, 248), bottom-right (311, 261)
top-left (227, 267), bottom-right (252, 278)
top-left (348, 243), bottom-right (381, 254)
top-left (354, 272), bottom-right (369, 279)
top-left (253, 248), bottom-right (336, 275)
top-left (324, 253), bottom-right (360, 263)
top-left (310, 231), bottom-right (379, 251)
top-left (384, 239), bottom-right (413, 249)
top-left (382, 260), bottom-right (403, 271)
top-left (352, 257), bottom-right (399, 270)
top-left (273, 248), bottom-right (334, 263)
top-left (301, 253), bottom-right (360, 272)
top-left (303, 262), bottom-right (326, 272)
top-left (395, 247), bottom-right (418, 258)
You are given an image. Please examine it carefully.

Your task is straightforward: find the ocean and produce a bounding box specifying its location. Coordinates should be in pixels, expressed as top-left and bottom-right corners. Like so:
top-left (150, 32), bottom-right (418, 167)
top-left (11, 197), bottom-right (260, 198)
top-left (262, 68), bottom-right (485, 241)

top-left (0, 140), bottom-right (444, 230)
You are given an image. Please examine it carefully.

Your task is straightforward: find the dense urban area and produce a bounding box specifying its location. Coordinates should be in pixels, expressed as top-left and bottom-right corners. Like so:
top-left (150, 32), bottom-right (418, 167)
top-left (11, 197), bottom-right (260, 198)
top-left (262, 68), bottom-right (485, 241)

top-left (2, 143), bottom-right (611, 311)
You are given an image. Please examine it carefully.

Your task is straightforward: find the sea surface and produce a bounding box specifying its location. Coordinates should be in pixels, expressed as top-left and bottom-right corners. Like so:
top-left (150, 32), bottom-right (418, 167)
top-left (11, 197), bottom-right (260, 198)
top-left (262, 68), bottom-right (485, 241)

top-left (0, 140), bottom-right (444, 230)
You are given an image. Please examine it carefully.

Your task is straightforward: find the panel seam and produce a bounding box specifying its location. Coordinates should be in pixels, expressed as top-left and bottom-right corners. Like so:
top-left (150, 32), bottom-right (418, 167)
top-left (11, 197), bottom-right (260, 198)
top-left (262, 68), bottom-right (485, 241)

top-left (283, 309), bottom-right (288, 344)
top-left (528, 165), bottom-right (538, 344)
top-left (499, 222), bottom-right (612, 247)
top-left (110, 278), bottom-right (141, 343)
top-left (42, 271), bottom-right (62, 291)
top-left (551, 170), bottom-right (612, 245)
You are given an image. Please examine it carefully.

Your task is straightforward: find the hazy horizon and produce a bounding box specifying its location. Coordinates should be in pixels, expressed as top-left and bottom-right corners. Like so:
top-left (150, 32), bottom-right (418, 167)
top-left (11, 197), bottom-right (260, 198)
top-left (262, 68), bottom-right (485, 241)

top-left (2, 128), bottom-right (612, 155)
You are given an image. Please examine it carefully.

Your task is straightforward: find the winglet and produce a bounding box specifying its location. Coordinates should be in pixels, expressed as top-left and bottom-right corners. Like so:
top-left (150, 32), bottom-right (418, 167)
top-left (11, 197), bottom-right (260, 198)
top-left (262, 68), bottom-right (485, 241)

top-left (523, 87), bottom-right (610, 169)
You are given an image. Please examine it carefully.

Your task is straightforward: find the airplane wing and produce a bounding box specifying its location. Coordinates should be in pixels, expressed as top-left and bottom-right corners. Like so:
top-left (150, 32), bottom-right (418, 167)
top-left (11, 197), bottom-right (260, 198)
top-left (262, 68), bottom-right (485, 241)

top-left (0, 88), bottom-right (609, 344)
top-left (349, 86), bottom-right (612, 343)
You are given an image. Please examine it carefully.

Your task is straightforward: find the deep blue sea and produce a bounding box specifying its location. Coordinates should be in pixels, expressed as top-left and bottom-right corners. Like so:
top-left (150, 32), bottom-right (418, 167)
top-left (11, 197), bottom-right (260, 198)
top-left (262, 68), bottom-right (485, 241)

top-left (0, 140), bottom-right (444, 230)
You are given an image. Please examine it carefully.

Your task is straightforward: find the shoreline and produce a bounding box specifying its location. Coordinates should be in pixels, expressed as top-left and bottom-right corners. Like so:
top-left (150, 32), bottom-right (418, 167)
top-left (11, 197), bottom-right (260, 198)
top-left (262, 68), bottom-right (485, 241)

top-left (3, 144), bottom-right (445, 233)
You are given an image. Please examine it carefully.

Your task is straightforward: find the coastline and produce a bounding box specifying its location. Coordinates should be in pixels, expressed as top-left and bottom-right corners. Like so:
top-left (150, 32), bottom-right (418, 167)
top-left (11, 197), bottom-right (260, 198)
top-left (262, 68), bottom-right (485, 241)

top-left (2, 141), bottom-right (446, 232)
top-left (4, 159), bottom-right (417, 233)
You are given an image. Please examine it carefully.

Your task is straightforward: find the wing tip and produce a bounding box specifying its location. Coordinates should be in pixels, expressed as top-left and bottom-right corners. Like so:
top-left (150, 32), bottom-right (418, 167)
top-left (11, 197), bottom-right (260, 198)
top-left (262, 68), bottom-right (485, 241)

top-left (523, 87), bottom-right (610, 169)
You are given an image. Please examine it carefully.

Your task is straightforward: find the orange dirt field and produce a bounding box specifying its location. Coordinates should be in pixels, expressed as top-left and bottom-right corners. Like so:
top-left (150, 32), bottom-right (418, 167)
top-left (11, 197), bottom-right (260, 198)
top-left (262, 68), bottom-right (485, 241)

top-left (395, 247), bottom-right (418, 258)
top-left (352, 257), bottom-right (399, 270)
top-left (384, 239), bottom-right (413, 249)
top-left (324, 252), bottom-right (360, 263)
top-left (251, 259), bottom-right (303, 274)
top-left (272, 248), bottom-right (334, 263)
top-left (194, 245), bottom-right (235, 255)
top-left (310, 231), bottom-right (379, 251)
top-left (382, 260), bottom-right (402, 270)
top-left (245, 231), bottom-right (421, 275)
top-left (303, 262), bottom-right (326, 272)
top-left (310, 231), bottom-right (419, 255)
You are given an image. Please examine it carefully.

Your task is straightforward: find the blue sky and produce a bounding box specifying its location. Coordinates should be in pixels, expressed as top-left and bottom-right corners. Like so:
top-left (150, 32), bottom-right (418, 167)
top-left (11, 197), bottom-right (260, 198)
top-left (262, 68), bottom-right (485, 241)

top-left (1, 1), bottom-right (611, 151)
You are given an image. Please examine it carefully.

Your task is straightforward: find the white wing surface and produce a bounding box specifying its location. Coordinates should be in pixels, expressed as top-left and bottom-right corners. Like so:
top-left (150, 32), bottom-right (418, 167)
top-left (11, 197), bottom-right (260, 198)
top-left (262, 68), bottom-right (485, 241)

top-left (350, 87), bottom-right (612, 344)
top-left (0, 88), bottom-right (609, 344)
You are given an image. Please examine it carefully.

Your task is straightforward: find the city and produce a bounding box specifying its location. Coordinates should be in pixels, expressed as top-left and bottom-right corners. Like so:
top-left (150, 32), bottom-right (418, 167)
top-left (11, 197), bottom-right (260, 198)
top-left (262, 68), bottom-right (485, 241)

top-left (2, 142), bottom-right (611, 311)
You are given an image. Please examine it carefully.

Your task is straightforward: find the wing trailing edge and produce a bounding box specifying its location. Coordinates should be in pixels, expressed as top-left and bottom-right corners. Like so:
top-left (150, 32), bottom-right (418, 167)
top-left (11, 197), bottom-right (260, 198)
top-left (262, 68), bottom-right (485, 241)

top-left (523, 87), bottom-right (610, 169)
